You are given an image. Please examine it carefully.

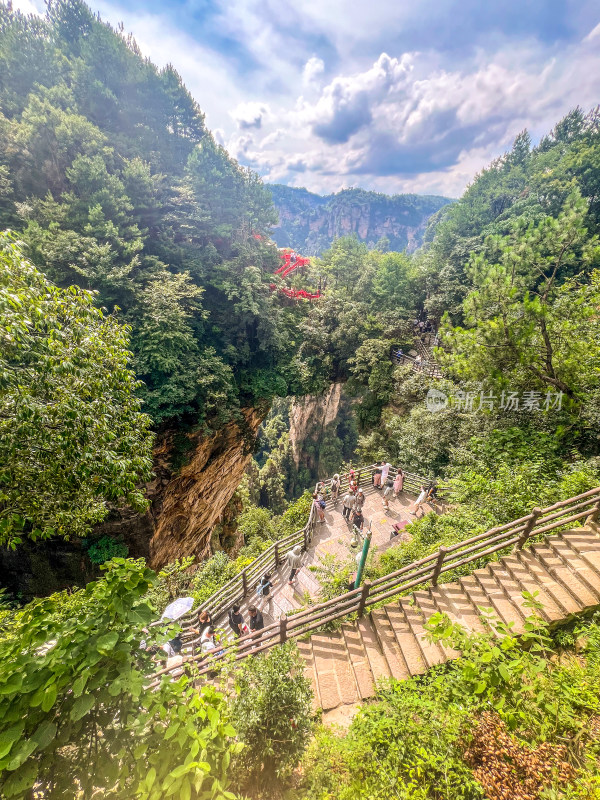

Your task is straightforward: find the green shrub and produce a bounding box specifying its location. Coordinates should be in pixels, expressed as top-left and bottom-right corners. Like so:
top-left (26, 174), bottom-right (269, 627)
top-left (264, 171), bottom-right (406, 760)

top-left (0, 559), bottom-right (239, 800)
top-left (83, 534), bottom-right (129, 565)
top-left (228, 643), bottom-right (313, 796)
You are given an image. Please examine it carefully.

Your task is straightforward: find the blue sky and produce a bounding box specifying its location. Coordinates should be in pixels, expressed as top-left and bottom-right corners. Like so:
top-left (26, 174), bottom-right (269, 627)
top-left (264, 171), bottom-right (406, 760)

top-left (15, 0), bottom-right (600, 197)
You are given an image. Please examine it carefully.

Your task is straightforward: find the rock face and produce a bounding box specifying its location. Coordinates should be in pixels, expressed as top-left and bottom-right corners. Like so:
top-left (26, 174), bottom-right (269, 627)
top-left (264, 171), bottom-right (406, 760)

top-left (0, 407), bottom-right (266, 597)
top-left (289, 384), bottom-right (344, 469)
top-left (148, 407), bottom-right (266, 569)
top-left (269, 185), bottom-right (452, 255)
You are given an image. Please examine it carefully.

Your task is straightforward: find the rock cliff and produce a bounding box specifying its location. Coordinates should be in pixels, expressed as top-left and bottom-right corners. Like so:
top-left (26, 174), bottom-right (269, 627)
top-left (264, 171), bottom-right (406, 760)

top-left (0, 407), bottom-right (266, 597)
top-left (269, 185), bottom-right (452, 255)
top-left (147, 407), bottom-right (266, 568)
top-left (289, 384), bottom-right (344, 469)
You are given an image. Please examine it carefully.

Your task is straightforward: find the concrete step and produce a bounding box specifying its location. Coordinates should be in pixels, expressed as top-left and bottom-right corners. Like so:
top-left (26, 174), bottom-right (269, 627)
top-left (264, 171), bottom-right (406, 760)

top-left (311, 631), bottom-right (359, 710)
top-left (559, 530), bottom-right (600, 578)
top-left (458, 576), bottom-right (498, 629)
top-left (342, 623), bottom-right (376, 700)
top-left (296, 639), bottom-right (321, 711)
top-left (435, 582), bottom-right (488, 634)
top-left (499, 553), bottom-right (563, 623)
top-left (356, 616), bottom-right (392, 684)
top-left (379, 605), bottom-right (426, 678)
top-left (515, 549), bottom-right (580, 616)
top-left (414, 589), bottom-right (461, 659)
top-left (474, 566), bottom-right (526, 633)
top-left (549, 535), bottom-right (600, 602)
top-left (530, 544), bottom-right (599, 610)
top-left (399, 598), bottom-right (447, 668)
top-left (370, 608), bottom-right (413, 680)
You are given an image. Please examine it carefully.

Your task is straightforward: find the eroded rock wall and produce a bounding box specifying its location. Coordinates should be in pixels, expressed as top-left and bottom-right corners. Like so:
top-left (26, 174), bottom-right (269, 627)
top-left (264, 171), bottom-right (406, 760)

top-left (288, 383), bottom-right (344, 472)
top-left (148, 407), bottom-right (266, 568)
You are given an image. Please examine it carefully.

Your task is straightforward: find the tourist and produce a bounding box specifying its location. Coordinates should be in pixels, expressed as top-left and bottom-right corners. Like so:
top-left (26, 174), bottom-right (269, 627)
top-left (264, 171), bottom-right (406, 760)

top-left (228, 604), bottom-right (244, 637)
top-left (194, 609), bottom-right (213, 637)
top-left (382, 478), bottom-right (394, 511)
top-left (313, 492), bottom-right (326, 523)
top-left (200, 626), bottom-right (218, 653)
top-left (414, 354), bottom-right (422, 370)
top-left (342, 489), bottom-right (355, 521)
top-left (412, 485), bottom-right (429, 518)
top-left (286, 544), bottom-right (303, 585)
top-left (331, 474), bottom-right (341, 505)
top-left (248, 605), bottom-right (264, 632)
top-left (348, 468), bottom-right (358, 493)
top-left (352, 509), bottom-right (365, 531)
top-left (381, 461), bottom-right (392, 484)
top-left (353, 488), bottom-right (365, 514)
top-left (396, 348), bottom-right (403, 360)
top-left (372, 465), bottom-right (382, 488)
top-left (393, 468), bottom-right (404, 497)
top-left (256, 574), bottom-right (273, 600)
top-left (163, 634), bottom-right (183, 658)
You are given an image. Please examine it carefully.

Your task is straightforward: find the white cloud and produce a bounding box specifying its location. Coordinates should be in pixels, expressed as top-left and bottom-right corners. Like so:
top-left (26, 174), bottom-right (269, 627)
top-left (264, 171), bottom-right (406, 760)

top-left (302, 56), bottom-right (325, 85)
top-left (230, 101), bottom-right (270, 130)
top-left (8, 0), bottom-right (45, 14)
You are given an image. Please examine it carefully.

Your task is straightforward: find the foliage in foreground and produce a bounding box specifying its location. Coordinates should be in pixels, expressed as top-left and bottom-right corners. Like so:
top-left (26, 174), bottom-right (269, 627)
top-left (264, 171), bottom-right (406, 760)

top-left (228, 642), bottom-right (313, 796)
top-left (0, 235), bottom-right (153, 547)
top-left (0, 559), bottom-right (239, 800)
top-left (294, 608), bottom-right (600, 800)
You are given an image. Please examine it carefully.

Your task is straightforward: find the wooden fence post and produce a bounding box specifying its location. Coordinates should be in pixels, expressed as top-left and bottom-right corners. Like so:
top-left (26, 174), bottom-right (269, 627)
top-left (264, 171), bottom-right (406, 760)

top-left (303, 526), bottom-right (308, 550)
top-left (586, 500), bottom-right (600, 526)
top-left (514, 507), bottom-right (542, 551)
top-left (358, 580), bottom-right (371, 617)
top-left (431, 546), bottom-right (448, 586)
top-left (279, 614), bottom-right (287, 643)
top-left (274, 543), bottom-right (279, 565)
top-left (242, 569), bottom-right (248, 596)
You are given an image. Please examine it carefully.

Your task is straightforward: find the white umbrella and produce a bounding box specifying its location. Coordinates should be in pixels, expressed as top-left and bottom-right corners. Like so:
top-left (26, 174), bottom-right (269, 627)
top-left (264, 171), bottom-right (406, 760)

top-left (161, 596), bottom-right (194, 622)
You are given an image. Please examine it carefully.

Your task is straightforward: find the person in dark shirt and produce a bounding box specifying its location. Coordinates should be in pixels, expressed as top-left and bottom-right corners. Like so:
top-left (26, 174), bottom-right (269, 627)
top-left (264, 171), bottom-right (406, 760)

top-left (248, 605), bottom-right (264, 632)
top-left (228, 604), bottom-right (244, 636)
top-left (192, 609), bottom-right (213, 637)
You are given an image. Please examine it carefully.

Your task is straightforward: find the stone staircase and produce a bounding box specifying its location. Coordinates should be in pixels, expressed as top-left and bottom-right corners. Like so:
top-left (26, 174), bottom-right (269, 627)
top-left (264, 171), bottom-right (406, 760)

top-left (415, 337), bottom-right (442, 378)
top-left (298, 527), bottom-right (600, 711)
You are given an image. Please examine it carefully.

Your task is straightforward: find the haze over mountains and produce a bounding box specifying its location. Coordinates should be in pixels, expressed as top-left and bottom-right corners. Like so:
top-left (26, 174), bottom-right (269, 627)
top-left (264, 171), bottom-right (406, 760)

top-left (269, 185), bottom-right (451, 256)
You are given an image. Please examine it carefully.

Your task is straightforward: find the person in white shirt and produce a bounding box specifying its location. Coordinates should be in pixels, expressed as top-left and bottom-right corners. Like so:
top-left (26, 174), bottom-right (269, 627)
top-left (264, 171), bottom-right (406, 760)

top-left (412, 485), bottom-right (429, 517)
top-left (380, 462), bottom-right (391, 484)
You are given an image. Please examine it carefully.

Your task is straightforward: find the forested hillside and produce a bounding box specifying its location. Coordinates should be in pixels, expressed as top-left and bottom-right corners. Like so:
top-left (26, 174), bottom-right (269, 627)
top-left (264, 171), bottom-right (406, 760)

top-left (0, 0), bottom-right (304, 429)
top-left (269, 184), bottom-right (451, 255)
top-left (2, 0), bottom-right (600, 797)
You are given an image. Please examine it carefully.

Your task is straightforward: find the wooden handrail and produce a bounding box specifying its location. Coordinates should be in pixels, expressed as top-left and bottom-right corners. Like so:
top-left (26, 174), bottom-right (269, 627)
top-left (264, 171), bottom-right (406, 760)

top-left (152, 485), bottom-right (600, 681)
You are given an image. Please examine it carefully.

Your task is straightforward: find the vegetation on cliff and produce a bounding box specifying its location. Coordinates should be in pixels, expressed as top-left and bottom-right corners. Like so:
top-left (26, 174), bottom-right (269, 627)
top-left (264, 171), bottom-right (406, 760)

top-left (269, 184), bottom-right (451, 255)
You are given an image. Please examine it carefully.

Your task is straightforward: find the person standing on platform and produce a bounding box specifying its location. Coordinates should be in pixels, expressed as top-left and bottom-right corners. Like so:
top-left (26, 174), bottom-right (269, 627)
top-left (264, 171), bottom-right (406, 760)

top-left (393, 468), bottom-right (404, 497)
top-left (286, 544), bottom-right (303, 586)
top-left (342, 489), bottom-right (355, 521)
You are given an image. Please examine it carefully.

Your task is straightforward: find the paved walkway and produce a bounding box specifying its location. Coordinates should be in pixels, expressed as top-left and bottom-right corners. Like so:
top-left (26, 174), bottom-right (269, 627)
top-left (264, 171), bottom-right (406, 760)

top-left (202, 485), bottom-right (443, 640)
top-left (297, 524), bottom-right (600, 711)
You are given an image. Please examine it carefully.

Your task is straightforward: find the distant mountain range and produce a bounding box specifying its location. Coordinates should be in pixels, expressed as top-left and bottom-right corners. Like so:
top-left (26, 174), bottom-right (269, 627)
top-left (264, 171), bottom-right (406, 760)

top-left (268, 185), bottom-right (452, 255)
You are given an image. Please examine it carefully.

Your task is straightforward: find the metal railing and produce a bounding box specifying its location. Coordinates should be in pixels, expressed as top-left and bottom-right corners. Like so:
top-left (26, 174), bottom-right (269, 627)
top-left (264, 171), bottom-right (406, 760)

top-left (152, 486), bottom-right (600, 681)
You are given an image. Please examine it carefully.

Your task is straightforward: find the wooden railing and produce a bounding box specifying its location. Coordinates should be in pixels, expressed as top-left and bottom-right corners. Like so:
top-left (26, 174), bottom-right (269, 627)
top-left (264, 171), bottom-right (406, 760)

top-left (152, 486), bottom-right (600, 682)
top-left (173, 463), bottom-right (438, 629)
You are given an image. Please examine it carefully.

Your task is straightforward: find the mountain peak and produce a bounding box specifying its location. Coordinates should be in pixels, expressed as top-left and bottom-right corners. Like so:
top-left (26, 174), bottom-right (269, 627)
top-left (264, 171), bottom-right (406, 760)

top-left (268, 185), bottom-right (451, 255)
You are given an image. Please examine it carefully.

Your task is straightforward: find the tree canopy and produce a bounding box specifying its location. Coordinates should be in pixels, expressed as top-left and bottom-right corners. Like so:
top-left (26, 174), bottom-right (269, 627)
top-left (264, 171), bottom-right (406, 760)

top-left (0, 235), bottom-right (153, 547)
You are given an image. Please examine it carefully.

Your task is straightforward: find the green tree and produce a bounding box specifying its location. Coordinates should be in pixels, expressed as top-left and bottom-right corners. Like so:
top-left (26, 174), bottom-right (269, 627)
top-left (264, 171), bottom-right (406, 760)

top-left (228, 642), bottom-right (313, 793)
top-left (0, 558), bottom-right (239, 799)
top-left (0, 236), bottom-right (153, 547)
top-left (441, 192), bottom-right (600, 400)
